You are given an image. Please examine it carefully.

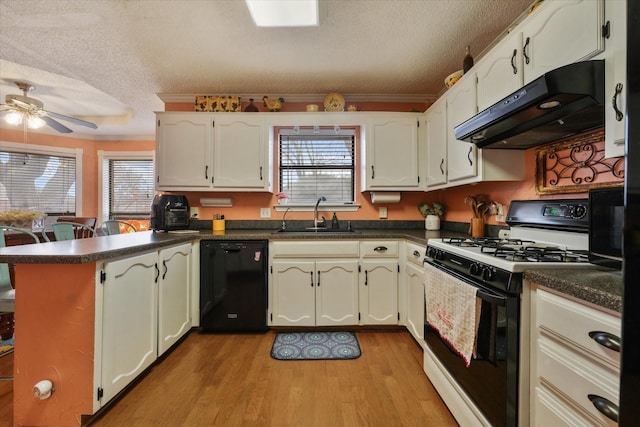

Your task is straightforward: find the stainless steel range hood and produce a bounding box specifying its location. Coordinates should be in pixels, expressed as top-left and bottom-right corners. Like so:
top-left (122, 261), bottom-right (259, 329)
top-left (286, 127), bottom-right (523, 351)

top-left (454, 60), bottom-right (604, 149)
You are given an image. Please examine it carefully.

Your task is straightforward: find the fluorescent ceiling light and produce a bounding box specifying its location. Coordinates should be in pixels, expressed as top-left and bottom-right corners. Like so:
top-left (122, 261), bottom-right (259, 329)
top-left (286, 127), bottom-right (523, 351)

top-left (245, 0), bottom-right (325, 27)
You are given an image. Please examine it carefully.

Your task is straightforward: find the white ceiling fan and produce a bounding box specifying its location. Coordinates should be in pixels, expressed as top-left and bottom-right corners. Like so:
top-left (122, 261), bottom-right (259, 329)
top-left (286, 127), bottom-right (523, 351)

top-left (0, 81), bottom-right (98, 133)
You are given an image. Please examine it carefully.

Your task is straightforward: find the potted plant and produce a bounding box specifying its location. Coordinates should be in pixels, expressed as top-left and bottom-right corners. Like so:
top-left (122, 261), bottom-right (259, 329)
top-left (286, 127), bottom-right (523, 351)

top-left (276, 192), bottom-right (288, 204)
top-left (418, 202), bottom-right (445, 230)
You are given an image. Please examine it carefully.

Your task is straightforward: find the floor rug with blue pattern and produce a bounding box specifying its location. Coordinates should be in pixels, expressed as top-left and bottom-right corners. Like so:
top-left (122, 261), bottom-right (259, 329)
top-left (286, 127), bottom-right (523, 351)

top-left (270, 331), bottom-right (361, 360)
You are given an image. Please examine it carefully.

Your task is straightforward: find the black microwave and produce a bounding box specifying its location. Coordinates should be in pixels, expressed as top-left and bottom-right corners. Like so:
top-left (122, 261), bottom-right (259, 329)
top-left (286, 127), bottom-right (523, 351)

top-left (589, 187), bottom-right (624, 270)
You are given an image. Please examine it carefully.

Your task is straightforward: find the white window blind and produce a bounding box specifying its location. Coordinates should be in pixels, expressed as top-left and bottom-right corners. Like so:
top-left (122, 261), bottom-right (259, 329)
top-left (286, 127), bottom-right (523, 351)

top-left (279, 129), bottom-right (355, 203)
top-left (107, 159), bottom-right (154, 219)
top-left (0, 150), bottom-right (76, 214)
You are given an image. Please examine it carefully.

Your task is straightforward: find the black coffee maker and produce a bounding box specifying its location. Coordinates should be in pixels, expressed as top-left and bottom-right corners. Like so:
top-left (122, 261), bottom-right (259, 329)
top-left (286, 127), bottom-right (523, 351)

top-left (150, 194), bottom-right (190, 231)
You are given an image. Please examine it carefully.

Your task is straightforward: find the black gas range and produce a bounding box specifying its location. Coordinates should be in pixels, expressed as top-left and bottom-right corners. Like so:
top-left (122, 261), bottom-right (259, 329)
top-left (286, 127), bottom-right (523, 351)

top-left (423, 198), bottom-right (592, 427)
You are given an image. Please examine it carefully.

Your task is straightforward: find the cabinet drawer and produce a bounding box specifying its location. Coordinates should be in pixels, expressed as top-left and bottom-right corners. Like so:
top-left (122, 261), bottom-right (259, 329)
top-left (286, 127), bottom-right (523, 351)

top-left (537, 336), bottom-right (619, 426)
top-left (537, 290), bottom-right (621, 367)
top-left (271, 241), bottom-right (359, 258)
top-left (360, 240), bottom-right (399, 257)
top-left (534, 386), bottom-right (601, 427)
top-left (405, 242), bottom-right (425, 265)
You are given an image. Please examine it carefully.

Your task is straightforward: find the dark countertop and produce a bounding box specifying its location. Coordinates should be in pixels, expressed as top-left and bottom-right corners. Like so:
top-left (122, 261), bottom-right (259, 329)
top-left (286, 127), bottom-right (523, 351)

top-left (524, 266), bottom-right (623, 314)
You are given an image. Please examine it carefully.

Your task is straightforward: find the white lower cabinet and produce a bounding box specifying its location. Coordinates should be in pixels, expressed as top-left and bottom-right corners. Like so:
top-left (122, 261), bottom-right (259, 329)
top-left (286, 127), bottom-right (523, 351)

top-left (158, 243), bottom-right (192, 355)
top-left (530, 285), bottom-right (621, 427)
top-left (100, 251), bottom-right (158, 404)
top-left (359, 241), bottom-right (399, 325)
top-left (99, 243), bottom-right (192, 406)
top-left (269, 241), bottom-right (360, 327)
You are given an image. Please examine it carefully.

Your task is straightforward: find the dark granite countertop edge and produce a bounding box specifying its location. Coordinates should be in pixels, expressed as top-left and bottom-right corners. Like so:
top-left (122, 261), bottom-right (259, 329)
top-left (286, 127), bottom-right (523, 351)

top-left (524, 267), bottom-right (623, 314)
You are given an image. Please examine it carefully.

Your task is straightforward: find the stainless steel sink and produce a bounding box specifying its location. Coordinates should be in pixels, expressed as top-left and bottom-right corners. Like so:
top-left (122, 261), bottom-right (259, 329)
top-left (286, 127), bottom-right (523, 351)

top-left (272, 227), bottom-right (359, 234)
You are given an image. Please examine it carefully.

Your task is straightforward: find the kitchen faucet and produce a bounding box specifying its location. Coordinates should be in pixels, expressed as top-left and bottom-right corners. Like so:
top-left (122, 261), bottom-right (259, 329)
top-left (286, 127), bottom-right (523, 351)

top-left (314, 196), bottom-right (326, 228)
top-left (281, 207), bottom-right (291, 230)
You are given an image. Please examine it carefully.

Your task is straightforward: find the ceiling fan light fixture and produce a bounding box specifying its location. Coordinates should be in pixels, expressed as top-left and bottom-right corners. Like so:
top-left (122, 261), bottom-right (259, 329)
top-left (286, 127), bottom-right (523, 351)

top-left (245, 0), bottom-right (325, 27)
top-left (5, 110), bottom-right (23, 126)
top-left (27, 115), bottom-right (46, 129)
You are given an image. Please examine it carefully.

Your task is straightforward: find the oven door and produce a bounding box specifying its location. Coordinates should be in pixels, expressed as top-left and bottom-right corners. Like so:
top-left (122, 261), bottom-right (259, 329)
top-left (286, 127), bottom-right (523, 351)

top-left (424, 260), bottom-right (519, 427)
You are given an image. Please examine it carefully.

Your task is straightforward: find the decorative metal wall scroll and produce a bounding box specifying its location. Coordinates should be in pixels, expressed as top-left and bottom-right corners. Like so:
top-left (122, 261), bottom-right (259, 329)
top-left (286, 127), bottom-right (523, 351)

top-left (535, 129), bottom-right (624, 194)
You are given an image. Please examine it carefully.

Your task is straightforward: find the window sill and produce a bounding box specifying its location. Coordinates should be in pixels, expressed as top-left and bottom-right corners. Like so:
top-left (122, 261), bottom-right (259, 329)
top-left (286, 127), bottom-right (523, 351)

top-left (273, 203), bottom-right (361, 213)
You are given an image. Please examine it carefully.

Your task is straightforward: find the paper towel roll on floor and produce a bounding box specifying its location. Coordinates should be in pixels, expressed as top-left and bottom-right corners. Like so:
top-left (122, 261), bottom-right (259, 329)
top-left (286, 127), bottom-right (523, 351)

top-left (370, 192), bottom-right (401, 203)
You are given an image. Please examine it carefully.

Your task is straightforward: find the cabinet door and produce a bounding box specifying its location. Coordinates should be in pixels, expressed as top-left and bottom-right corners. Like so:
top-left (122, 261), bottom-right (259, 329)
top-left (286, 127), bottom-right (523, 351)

top-left (366, 116), bottom-right (420, 189)
top-left (406, 262), bottom-right (425, 342)
top-left (522, 0), bottom-right (604, 83)
top-left (213, 116), bottom-right (269, 190)
top-left (156, 113), bottom-right (213, 189)
top-left (604, 0), bottom-right (626, 158)
top-left (446, 75), bottom-right (478, 182)
top-left (271, 261), bottom-right (315, 326)
top-left (360, 260), bottom-right (398, 325)
top-left (101, 251), bottom-right (158, 404)
top-left (316, 260), bottom-right (359, 326)
top-left (425, 99), bottom-right (448, 187)
top-left (476, 32), bottom-right (524, 111)
top-left (158, 243), bottom-right (192, 355)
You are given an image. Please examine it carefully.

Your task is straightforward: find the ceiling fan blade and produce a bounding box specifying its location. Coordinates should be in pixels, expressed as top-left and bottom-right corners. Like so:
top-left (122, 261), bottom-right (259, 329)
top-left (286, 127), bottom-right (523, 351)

top-left (45, 111), bottom-right (98, 129)
top-left (42, 116), bottom-right (73, 133)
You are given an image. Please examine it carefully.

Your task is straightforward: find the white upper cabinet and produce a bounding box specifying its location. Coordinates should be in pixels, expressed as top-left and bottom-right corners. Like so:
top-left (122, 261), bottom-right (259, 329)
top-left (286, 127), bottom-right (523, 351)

top-left (476, 31), bottom-right (524, 112)
top-left (424, 98), bottom-right (447, 187)
top-left (155, 112), bottom-right (272, 192)
top-left (445, 73), bottom-right (478, 183)
top-left (212, 116), bottom-right (271, 190)
top-left (603, 0), bottom-right (626, 158)
top-left (521, 0), bottom-right (604, 83)
top-left (363, 114), bottom-right (421, 190)
top-left (156, 113), bottom-right (213, 189)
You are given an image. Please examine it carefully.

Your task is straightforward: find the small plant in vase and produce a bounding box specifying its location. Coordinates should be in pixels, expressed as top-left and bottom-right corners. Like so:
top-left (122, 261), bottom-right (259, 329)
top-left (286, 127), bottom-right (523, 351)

top-left (418, 202), bottom-right (445, 230)
top-left (276, 192), bottom-right (288, 204)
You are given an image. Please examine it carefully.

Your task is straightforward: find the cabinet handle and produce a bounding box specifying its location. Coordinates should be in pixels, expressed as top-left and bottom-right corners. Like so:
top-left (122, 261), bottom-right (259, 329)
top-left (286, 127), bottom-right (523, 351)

top-left (154, 263), bottom-right (159, 283)
top-left (588, 395), bottom-right (619, 422)
top-left (371, 165), bottom-right (375, 179)
top-left (588, 331), bottom-right (621, 353)
top-left (374, 246), bottom-right (388, 252)
top-left (205, 165), bottom-right (209, 180)
top-left (365, 270), bottom-right (368, 286)
top-left (613, 83), bottom-right (624, 122)
top-left (413, 250), bottom-right (420, 257)
top-left (523, 37), bottom-right (530, 65)
top-left (162, 260), bottom-right (168, 280)
top-left (310, 271), bottom-right (313, 287)
top-left (259, 166), bottom-right (263, 180)
top-left (510, 49), bottom-right (517, 74)
top-left (467, 147), bottom-right (473, 166)
top-left (317, 271), bottom-right (320, 287)
top-left (439, 158), bottom-right (444, 175)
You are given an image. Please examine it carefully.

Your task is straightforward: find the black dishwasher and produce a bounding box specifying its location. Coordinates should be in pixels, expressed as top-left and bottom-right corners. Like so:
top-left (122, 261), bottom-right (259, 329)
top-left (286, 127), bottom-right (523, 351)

top-left (200, 240), bottom-right (268, 332)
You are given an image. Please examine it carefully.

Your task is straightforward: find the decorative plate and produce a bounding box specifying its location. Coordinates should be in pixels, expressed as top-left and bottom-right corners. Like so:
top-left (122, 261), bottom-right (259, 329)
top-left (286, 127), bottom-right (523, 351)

top-left (324, 93), bottom-right (345, 112)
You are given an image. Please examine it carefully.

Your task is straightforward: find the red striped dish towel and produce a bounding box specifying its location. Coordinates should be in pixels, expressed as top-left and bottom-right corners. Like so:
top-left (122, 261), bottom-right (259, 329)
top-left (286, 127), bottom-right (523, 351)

top-left (424, 263), bottom-right (480, 367)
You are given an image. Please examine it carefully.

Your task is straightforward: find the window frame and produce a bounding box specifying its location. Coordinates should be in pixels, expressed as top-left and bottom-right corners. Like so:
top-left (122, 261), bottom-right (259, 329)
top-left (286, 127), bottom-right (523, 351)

top-left (97, 150), bottom-right (155, 225)
top-left (0, 140), bottom-right (84, 216)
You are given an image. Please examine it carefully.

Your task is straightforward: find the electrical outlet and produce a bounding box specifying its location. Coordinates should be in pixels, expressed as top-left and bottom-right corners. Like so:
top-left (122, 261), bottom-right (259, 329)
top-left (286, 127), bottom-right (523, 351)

top-left (496, 203), bottom-right (505, 223)
top-left (379, 207), bottom-right (388, 219)
top-left (190, 207), bottom-right (199, 218)
top-left (260, 208), bottom-right (271, 218)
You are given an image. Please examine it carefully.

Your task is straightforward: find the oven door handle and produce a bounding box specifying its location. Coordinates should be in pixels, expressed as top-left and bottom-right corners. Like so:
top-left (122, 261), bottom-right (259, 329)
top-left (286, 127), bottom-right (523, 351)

top-left (424, 259), bottom-right (507, 307)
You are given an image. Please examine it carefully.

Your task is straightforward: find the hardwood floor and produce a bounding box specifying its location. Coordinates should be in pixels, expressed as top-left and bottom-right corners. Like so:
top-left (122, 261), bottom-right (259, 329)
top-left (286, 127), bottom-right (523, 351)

top-left (0, 330), bottom-right (458, 427)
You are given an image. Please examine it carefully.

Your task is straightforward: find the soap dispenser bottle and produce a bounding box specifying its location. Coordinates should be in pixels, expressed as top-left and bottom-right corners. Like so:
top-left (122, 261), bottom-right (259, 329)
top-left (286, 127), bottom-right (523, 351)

top-left (331, 212), bottom-right (339, 229)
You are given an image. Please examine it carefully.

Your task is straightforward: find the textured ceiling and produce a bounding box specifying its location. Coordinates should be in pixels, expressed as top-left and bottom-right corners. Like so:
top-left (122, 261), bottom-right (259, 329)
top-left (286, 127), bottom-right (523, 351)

top-left (0, 0), bottom-right (534, 140)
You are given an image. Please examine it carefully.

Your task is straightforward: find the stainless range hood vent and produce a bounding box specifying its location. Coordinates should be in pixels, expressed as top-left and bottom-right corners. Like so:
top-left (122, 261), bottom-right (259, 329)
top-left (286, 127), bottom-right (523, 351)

top-left (454, 60), bottom-right (604, 149)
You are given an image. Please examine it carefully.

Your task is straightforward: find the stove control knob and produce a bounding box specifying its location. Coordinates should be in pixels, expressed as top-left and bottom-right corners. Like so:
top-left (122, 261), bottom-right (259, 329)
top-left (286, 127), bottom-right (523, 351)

top-left (469, 263), bottom-right (482, 276)
top-left (482, 267), bottom-right (495, 281)
top-left (434, 249), bottom-right (445, 261)
top-left (572, 204), bottom-right (587, 219)
top-left (426, 247), bottom-right (437, 259)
